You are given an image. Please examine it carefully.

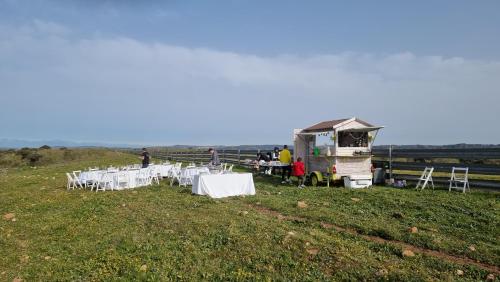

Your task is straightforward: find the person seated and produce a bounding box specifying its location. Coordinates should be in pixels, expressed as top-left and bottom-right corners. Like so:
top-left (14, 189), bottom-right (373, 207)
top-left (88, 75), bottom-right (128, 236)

top-left (252, 153), bottom-right (262, 173)
top-left (293, 157), bottom-right (306, 188)
top-left (253, 153), bottom-right (272, 174)
top-left (272, 147), bottom-right (280, 161)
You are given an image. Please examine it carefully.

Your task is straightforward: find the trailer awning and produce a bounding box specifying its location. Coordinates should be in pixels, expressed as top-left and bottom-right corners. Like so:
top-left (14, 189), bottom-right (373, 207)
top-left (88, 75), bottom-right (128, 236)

top-left (337, 126), bottom-right (384, 132)
top-left (297, 131), bottom-right (332, 135)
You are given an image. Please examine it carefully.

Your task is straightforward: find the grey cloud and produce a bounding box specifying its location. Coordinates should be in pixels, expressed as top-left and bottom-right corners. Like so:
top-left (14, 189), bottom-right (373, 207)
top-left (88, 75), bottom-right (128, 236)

top-left (1, 21), bottom-right (499, 145)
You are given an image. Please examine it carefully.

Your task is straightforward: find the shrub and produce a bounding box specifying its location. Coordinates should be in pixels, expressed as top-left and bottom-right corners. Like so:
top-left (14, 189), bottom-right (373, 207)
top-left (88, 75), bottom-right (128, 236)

top-left (26, 151), bottom-right (43, 165)
top-left (16, 147), bottom-right (34, 159)
top-left (0, 152), bottom-right (25, 167)
top-left (39, 145), bottom-right (51, 150)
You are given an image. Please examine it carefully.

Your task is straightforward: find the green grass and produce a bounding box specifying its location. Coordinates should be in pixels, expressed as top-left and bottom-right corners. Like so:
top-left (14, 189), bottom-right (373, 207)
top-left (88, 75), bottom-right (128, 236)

top-left (1, 150), bottom-right (499, 281)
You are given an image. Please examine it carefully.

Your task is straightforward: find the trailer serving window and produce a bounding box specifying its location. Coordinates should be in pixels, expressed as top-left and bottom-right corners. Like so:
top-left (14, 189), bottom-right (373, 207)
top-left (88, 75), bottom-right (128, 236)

top-left (338, 131), bottom-right (369, 147)
top-left (337, 127), bottom-right (383, 148)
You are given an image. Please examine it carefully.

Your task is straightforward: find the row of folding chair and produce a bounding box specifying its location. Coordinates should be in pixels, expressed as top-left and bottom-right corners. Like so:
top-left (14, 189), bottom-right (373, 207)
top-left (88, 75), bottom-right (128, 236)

top-left (67, 167), bottom-right (161, 192)
top-left (415, 166), bottom-right (470, 193)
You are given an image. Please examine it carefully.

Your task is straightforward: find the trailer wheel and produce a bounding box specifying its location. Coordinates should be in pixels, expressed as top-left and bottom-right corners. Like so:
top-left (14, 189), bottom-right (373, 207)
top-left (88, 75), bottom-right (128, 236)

top-left (311, 174), bottom-right (319, 187)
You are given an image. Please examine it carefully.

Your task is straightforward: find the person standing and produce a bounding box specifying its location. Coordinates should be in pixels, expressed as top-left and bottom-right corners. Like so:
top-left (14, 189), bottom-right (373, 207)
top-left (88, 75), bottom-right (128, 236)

top-left (208, 148), bottom-right (221, 166)
top-left (293, 157), bottom-right (306, 188)
top-left (140, 148), bottom-right (150, 168)
top-left (279, 145), bottom-right (292, 183)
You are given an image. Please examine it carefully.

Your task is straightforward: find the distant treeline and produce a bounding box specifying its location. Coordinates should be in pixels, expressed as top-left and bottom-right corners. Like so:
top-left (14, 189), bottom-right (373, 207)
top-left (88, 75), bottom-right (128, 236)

top-left (375, 144), bottom-right (500, 149)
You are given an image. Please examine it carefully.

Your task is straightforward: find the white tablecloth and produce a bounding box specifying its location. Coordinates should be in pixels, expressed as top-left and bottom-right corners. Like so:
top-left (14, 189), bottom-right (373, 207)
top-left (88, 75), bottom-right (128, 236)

top-left (192, 173), bottom-right (255, 198)
top-left (80, 170), bottom-right (106, 182)
top-left (149, 164), bottom-right (173, 177)
top-left (79, 169), bottom-right (143, 189)
top-left (184, 167), bottom-right (210, 176)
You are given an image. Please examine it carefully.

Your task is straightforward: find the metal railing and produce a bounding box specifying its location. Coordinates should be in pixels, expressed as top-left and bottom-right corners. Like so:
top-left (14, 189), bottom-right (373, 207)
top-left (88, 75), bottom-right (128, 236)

top-left (121, 147), bottom-right (500, 189)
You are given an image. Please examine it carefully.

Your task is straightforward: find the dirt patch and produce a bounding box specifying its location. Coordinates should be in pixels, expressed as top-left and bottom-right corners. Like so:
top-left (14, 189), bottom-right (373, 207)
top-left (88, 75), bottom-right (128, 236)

top-left (248, 204), bottom-right (500, 275)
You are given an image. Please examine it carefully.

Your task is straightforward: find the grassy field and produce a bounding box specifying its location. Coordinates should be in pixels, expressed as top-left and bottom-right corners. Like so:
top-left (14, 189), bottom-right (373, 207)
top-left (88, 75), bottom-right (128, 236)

top-left (0, 149), bottom-right (499, 281)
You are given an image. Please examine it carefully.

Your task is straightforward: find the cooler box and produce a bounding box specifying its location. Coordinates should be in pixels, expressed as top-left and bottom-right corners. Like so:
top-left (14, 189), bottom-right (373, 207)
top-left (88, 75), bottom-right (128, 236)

top-left (343, 175), bottom-right (373, 189)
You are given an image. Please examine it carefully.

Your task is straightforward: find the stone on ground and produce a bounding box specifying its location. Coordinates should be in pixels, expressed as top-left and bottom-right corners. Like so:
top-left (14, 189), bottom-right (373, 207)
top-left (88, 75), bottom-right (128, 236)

top-left (306, 248), bottom-right (319, 256)
top-left (297, 201), bottom-right (308, 208)
top-left (3, 213), bottom-right (15, 221)
top-left (402, 249), bottom-right (415, 257)
top-left (408, 226), bottom-right (418, 233)
top-left (376, 269), bottom-right (388, 277)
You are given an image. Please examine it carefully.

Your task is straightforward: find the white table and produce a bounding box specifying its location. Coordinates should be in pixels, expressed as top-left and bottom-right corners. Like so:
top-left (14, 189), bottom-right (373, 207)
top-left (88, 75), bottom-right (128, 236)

top-left (192, 173), bottom-right (256, 198)
top-left (80, 170), bottom-right (106, 182)
top-left (79, 169), bottom-right (144, 190)
top-left (259, 161), bottom-right (288, 167)
top-left (149, 164), bottom-right (173, 177)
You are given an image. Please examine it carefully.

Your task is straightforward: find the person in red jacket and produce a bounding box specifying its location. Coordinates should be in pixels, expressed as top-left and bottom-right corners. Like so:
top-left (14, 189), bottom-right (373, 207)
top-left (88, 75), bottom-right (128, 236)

top-left (292, 157), bottom-right (306, 188)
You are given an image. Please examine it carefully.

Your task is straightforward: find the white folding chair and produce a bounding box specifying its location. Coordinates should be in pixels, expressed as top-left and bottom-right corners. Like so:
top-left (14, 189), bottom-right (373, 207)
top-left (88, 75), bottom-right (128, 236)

top-left (135, 169), bottom-right (145, 187)
top-left (116, 171), bottom-right (130, 189)
top-left (178, 169), bottom-right (193, 187)
top-left (168, 163), bottom-right (182, 183)
top-left (449, 167), bottom-right (470, 193)
top-left (66, 173), bottom-right (77, 190)
top-left (149, 166), bottom-right (160, 185)
top-left (95, 172), bottom-right (114, 192)
top-left (169, 169), bottom-right (180, 186)
top-left (72, 171), bottom-right (85, 189)
top-left (416, 167), bottom-right (434, 190)
top-left (107, 167), bottom-right (118, 173)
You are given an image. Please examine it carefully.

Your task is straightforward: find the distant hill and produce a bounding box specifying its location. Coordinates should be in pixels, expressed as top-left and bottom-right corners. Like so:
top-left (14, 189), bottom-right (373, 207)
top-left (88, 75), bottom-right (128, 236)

top-left (0, 138), bottom-right (140, 149)
top-left (149, 145), bottom-right (289, 151)
top-left (374, 144), bottom-right (500, 149)
top-left (2, 138), bottom-right (499, 150)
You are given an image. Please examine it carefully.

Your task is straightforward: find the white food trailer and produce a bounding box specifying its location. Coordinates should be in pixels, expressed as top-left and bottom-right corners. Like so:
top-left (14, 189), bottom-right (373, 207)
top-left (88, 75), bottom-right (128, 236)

top-left (293, 117), bottom-right (383, 188)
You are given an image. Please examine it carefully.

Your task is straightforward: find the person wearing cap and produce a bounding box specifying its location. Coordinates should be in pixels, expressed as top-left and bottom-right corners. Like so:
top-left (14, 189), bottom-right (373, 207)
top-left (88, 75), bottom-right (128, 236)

top-left (208, 148), bottom-right (220, 166)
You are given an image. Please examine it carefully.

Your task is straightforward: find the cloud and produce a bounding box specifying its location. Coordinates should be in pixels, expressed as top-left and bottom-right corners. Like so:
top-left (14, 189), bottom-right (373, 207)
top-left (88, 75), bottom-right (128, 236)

top-left (1, 21), bottom-right (499, 145)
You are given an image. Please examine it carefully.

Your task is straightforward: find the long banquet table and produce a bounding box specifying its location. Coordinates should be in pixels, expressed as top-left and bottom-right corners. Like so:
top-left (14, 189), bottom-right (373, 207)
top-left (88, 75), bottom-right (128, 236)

top-left (192, 173), bottom-right (256, 198)
top-left (78, 164), bottom-right (174, 190)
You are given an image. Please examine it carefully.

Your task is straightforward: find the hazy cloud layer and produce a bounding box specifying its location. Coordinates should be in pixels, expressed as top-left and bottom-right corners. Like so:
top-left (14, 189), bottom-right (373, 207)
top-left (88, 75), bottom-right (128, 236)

top-left (1, 21), bottom-right (499, 145)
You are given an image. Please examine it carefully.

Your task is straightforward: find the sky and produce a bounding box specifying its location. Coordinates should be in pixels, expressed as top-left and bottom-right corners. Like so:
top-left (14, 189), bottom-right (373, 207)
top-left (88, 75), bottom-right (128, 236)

top-left (1, 0), bottom-right (499, 146)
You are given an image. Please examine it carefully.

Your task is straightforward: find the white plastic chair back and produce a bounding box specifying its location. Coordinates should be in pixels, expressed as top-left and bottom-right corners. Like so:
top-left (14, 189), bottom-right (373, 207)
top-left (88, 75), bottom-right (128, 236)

top-left (449, 167), bottom-right (470, 193)
top-left (66, 173), bottom-right (75, 190)
top-left (72, 171), bottom-right (84, 189)
top-left (416, 167), bottom-right (434, 190)
top-left (117, 171), bottom-right (130, 189)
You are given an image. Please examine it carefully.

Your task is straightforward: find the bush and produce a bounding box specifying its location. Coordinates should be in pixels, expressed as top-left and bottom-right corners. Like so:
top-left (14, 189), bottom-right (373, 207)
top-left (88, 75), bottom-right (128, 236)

top-left (16, 147), bottom-right (34, 159)
top-left (0, 152), bottom-right (25, 167)
top-left (39, 145), bottom-right (51, 150)
top-left (26, 151), bottom-right (43, 165)
top-left (15, 148), bottom-right (43, 165)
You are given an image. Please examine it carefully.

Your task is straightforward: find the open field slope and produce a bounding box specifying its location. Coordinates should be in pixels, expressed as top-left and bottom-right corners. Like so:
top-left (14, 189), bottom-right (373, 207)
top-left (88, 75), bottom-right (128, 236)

top-left (0, 149), bottom-right (499, 281)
